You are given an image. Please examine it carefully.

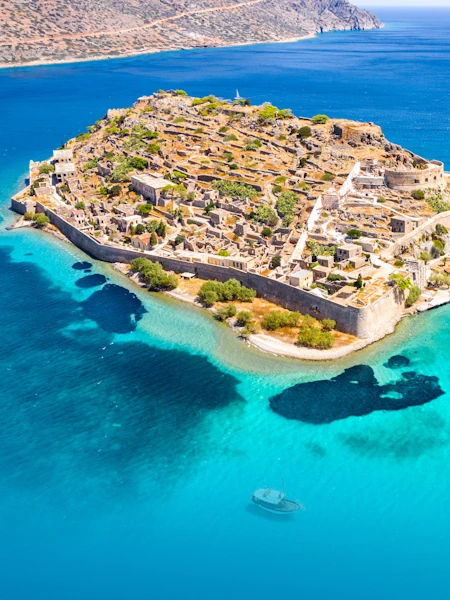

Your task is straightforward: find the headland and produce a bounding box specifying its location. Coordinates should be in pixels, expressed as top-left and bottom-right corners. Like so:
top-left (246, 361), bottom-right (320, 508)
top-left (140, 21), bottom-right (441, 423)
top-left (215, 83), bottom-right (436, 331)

top-left (11, 90), bottom-right (450, 359)
top-left (0, 0), bottom-right (381, 69)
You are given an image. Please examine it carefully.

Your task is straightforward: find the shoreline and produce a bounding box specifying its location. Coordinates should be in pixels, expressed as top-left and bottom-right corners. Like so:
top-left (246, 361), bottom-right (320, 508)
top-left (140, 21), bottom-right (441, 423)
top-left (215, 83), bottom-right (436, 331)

top-left (0, 32), bottom-right (331, 71)
top-left (111, 261), bottom-right (402, 362)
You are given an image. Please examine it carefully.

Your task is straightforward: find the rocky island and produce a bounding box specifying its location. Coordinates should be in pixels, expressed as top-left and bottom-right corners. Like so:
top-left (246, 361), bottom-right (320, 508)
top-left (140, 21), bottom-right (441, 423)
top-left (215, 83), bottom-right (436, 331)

top-left (12, 90), bottom-right (450, 359)
top-left (0, 0), bottom-right (382, 68)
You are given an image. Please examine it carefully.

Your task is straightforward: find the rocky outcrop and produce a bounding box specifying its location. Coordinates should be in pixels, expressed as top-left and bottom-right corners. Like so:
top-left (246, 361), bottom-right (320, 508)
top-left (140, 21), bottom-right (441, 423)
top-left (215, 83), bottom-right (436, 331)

top-left (0, 0), bottom-right (382, 68)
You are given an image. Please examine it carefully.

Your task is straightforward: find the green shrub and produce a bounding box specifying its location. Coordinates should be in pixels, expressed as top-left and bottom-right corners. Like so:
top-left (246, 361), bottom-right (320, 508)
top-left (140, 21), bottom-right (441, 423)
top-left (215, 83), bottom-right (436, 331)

top-left (174, 90), bottom-right (187, 96)
top-left (276, 190), bottom-right (297, 226)
top-left (223, 134), bottom-right (237, 142)
top-left (347, 228), bottom-right (362, 239)
top-left (218, 249), bottom-right (230, 256)
top-left (298, 126), bottom-right (312, 139)
top-left (321, 173), bottom-right (334, 182)
top-left (262, 227), bottom-right (273, 237)
top-left (219, 126), bottom-right (229, 133)
top-left (262, 311), bottom-right (302, 331)
top-left (272, 185), bottom-right (282, 194)
top-left (405, 285), bottom-right (421, 307)
top-left (321, 319), bottom-right (336, 332)
top-left (214, 305), bottom-right (237, 321)
top-left (75, 201), bottom-right (86, 210)
top-left (236, 310), bottom-right (253, 326)
top-left (311, 114), bottom-right (329, 125)
top-left (138, 203), bottom-right (153, 215)
top-left (274, 176), bottom-right (287, 184)
top-left (270, 255), bottom-right (281, 269)
top-left (32, 213), bottom-right (50, 228)
top-left (38, 163), bottom-right (54, 174)
top-left (411, 189), bottom-right (425, 200)
top-left (427, 195), bottom-right (450, 213)
top-left (212, 179), bottom-right (259, 200)
top-left (394, 259), bottom-right (404, 267)
top-left (436, 224), bottom-right (448, 236)
top-left (243, 139), bottom-right (263, 151)
top-left (297, 326), bottom-right (334, 349)
top-left (258, 104), bottom-right (291, 123)
top-left (251, 205), bottom-right (278, 226)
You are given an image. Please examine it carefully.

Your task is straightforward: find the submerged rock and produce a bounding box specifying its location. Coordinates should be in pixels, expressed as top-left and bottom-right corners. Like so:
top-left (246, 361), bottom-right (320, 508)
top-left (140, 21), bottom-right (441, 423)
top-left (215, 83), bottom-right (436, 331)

top-left (269, 365), bottom-right (444, 424)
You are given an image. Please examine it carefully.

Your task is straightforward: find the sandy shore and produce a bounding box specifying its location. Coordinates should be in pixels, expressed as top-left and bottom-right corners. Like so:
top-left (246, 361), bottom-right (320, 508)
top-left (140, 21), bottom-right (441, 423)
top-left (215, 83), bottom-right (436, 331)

top-left (0, 33), bottom-right (315, 71)
top-left (248, 315), bottom-right (401, 362)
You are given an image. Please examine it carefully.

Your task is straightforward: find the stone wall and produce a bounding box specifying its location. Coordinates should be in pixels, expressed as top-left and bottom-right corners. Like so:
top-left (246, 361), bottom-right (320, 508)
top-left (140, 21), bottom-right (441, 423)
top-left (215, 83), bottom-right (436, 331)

top-left (34, 202), bottom-right (403, 339)
top-left (385, 160), bottom-right (444, 191)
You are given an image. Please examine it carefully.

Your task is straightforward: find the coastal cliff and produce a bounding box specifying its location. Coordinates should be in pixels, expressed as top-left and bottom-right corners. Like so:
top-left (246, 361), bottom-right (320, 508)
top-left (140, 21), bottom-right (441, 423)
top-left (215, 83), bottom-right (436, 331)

top-left (0, 0), bottom-right (382, 68)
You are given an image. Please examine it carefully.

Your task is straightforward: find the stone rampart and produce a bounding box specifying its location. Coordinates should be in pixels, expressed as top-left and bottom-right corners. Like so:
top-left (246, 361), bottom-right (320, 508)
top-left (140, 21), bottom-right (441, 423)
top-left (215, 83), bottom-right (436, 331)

top-left (385, 160), bottom-right (444, 191)
top-left (34, 202), bottom-right (403, 339)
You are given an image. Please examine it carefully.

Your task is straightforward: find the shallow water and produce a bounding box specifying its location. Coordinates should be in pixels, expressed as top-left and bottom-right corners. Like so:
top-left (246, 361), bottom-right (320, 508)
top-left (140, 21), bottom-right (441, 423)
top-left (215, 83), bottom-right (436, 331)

top-left (1, 7), bottom-right (450, 599)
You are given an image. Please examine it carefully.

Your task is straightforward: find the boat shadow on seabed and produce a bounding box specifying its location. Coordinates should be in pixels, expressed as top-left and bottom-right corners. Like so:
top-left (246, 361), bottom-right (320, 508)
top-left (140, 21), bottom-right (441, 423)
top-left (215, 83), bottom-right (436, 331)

top-left (245, 503), bottom-right (298, 522)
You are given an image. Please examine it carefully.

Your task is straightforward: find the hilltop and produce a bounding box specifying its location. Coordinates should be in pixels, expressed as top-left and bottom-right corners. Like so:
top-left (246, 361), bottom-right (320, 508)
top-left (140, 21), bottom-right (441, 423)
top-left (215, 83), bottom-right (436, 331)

top-left (0, 0), bottom-right (382, 68)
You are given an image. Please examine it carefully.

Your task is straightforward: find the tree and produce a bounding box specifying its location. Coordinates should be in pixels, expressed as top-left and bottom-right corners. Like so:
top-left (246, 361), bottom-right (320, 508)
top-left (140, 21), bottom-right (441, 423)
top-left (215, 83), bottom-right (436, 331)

top-left (262, 227), bottom-right (272, 237)
top-left (75, 201), bottom-right (86, 210)
top-left (218, 249), bottom-right (230, 256)
top-left (156, 221), bottom-right (167, 238)
top-left (420, 250), bottom-right (432, 263)
top-left (174, 234), bottom-right (185, 246)
top-left (135, 224), bottom-right (146, 235)
top-left (150, 232), bottom-right (158, 247)
top-left (389, 274), bottom-right (412, 291)
top-left (130, 258), bottom-right (177, 291)
top-left (214, 305), bottom-right (237, 321)
top-left (347, 229), bottom-right (362, 239)
top-left (405, 285), bottom-right (421, 307)
top-left (33, 213), bottom-right (50, 228)
top-left (312, 114), bottom-right (329, 125)
top-left (175, 89), bottom-right (187, 96)
top-left (270, 255), bottom-right (282, 269)
top-left (355, 274), bottom-right (364, 289)
top-left (24, 212), bottom-right (34, 221)
top-left (138, 203), bottom-right (153, 215)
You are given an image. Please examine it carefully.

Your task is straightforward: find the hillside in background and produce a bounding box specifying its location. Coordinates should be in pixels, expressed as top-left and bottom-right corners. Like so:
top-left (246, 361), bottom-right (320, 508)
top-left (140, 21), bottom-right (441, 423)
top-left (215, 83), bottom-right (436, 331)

top-left (0, 0), bottom-right (382, 67)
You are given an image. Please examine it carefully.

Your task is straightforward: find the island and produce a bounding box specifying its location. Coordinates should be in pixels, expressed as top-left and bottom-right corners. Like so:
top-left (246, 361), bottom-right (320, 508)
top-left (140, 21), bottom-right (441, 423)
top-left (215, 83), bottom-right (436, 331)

top-left (0, 0), bottom-right (381, 68)
top-left (11, 90), bottom-right (450, 359)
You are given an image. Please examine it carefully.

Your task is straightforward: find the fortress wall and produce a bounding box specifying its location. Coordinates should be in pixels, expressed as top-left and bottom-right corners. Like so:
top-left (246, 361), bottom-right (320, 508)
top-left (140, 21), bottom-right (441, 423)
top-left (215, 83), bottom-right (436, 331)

top-left (380, 209), bottom-right (450, 258)
top-left (35, 203), bottom-right (402, 338)
top-left (385, 161), bottom-right (444, 191)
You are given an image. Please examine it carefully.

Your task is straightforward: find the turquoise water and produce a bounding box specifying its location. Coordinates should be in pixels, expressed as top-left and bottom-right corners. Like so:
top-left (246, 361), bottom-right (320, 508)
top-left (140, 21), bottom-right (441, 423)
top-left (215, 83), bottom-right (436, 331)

top-left (1, 8), bottom-right (450, 599)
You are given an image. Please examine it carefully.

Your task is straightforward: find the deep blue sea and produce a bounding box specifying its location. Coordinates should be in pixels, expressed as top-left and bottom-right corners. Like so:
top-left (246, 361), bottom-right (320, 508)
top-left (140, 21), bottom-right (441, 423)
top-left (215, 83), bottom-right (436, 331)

top-left (1, 8), bottom-right (450, 599)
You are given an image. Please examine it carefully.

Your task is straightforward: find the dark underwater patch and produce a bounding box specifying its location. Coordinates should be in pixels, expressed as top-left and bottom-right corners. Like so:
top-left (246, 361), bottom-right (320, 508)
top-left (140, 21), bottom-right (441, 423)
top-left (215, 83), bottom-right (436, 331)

top-left (339, 410), bottom-right (448, 459)
top-left (0, 246), bottom-right (243, 502)
top-left (75, 274), bottom-right (107, 288)
top-left (72, 261), bottom-right (92, 270)
top-left (385, 355), bottom-right (410, 369)
top-left (269, 365), bottom-right (444, 424)
top-left (24, 253), bottom-right (33, 256)
top-left (81, 283), bottom-right (146, 333)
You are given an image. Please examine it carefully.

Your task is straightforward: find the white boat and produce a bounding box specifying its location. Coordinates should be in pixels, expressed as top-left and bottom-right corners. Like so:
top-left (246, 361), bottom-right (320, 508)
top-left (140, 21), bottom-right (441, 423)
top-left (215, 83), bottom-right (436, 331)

top-left (251, 487), bottom-right (304, 514)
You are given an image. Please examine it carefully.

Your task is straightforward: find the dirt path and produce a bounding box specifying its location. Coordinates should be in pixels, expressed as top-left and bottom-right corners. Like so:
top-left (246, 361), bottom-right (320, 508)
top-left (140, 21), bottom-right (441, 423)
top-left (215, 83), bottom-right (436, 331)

top-left (2, 0), bottom-right (266, 47)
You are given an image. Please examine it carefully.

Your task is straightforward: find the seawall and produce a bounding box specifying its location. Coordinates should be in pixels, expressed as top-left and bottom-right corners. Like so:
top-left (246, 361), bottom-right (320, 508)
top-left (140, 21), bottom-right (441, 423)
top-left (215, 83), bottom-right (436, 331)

top-left (34, 202), bottom-right (403, 338)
